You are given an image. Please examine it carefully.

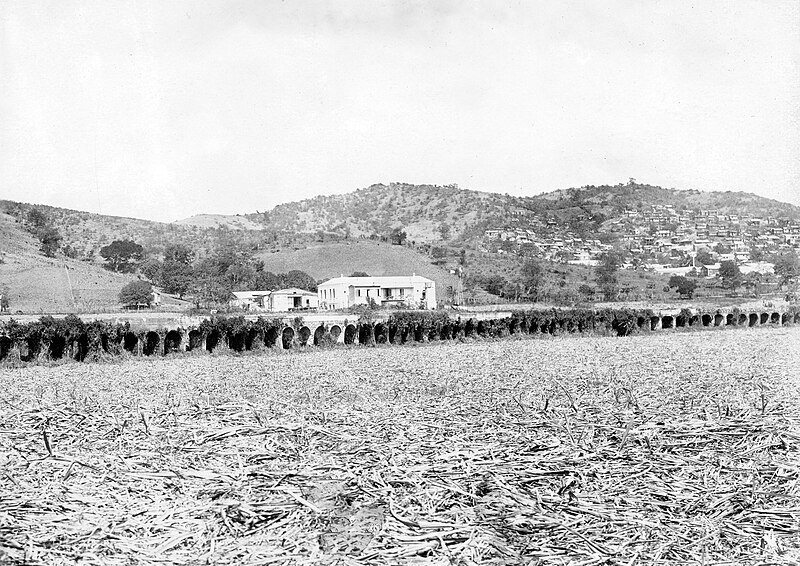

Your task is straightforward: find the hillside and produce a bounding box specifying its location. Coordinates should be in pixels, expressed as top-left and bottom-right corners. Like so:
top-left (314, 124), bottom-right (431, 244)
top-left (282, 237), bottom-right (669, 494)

top-left (256, 240), bottom-right (461, 296)
top-left (0, 211), bottom-right (139, 313)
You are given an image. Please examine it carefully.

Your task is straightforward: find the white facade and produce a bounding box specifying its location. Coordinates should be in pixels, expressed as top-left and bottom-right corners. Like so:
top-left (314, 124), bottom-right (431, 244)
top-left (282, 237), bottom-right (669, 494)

top-left (231, 288), bottom-right (318, 312)
top-left (318, 275), bottom-right (436, 310)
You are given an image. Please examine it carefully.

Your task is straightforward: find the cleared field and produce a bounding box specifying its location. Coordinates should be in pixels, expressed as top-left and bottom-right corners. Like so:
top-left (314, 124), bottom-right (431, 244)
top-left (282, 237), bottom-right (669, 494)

top-left (1, 328), bottom-right (799, 564)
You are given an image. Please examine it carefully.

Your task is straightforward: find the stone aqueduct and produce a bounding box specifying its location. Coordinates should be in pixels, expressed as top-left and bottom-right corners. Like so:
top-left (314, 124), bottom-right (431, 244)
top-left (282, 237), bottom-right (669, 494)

top-left (0, 306), bottom-right (798, 362)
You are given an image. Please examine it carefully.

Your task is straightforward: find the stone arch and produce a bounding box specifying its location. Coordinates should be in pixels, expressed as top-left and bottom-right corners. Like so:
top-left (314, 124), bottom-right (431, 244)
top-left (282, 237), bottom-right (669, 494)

top-left (714, 314), bottom-right (724, 327)
top-left (265, 327), bottom-right (279, 348)
top-left (344, 324), bottom-right (356, 345)
top-left (662, 315), bottom-right (674, 329)
top-left (701, 314), bottom-right (712, 327)
top-left (330, 325), bottom-right (342, 342)
top-left (374, 323), bottom-right (388, 344)
top-left (781, 312), bottom-right (789, 325)
top-left (414, 325), bottom-right (425, 342)
top-left (123, 332), bottom-right (138, 353)
top-left (770, 312), bottom-right (780, 324)
top-left (650, 316), bottom-right (660, 331)
top-left (726, 314), bottom-right (735, 326)
top-left (760, 313), bottom-right (769, 325)
top-left (206, 330), bottom-right (221, 352)
top-left (738, 313), bottom-right (747, 325)
top-left (689, 315), bottom-right (700, 327)
top-left (749, 313), bottom-right (759, 327)
top-left (508, 318), bottom-right (519, 334)
top-left (49, 334), bottom-right (67, 360)
top-left (282, 327), bottom-right (295, 349)
top-left (245, 329), bottom-right (261, 350)
top-left (313, 325), bottom-right (326, 346)
top-left (143, 331), bottom-right (160, 356)
top-left (164, 330), bottom-right (182, 354)
top-left (636, 316), bottom-right (646, 329)
top-left (0, 336), bottom-right (12, 361)
top-left (187, 330), bottom-right (203, 351)
top-left (298, 326), bottom-right (311, 346)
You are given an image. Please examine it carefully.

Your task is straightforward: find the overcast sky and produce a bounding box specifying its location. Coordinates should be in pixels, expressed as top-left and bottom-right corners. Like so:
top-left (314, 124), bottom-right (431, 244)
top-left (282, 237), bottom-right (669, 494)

top-left (1, 0), bottom-right (798, 222)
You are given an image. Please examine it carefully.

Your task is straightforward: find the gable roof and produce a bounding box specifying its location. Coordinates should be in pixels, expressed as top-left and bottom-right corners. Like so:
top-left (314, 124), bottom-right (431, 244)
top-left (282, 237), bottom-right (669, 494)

top-left (318, 275), bottom-right (434, 288)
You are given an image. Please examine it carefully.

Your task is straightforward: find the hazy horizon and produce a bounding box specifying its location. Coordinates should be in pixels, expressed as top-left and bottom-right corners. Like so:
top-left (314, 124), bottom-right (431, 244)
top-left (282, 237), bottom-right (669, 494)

top-left (2, 1), bottom-right (799, 222)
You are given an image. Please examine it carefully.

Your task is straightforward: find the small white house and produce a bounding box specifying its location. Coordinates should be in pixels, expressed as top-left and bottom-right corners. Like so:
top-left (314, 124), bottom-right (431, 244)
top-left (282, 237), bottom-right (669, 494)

top-left (231, 288), bottom-right (318, 312)
top-left (318, 275), bottom-right (436, 310)
top-left (269, 288), bottom-right (319, 311)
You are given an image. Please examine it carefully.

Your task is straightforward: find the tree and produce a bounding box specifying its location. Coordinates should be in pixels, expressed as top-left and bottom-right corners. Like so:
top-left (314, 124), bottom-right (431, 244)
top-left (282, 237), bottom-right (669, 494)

top-left (521, 260), bottom-right (544, 300)
top-left (482, 275), bottom-right (508, 296)
top-left (438, 223), bottom-right (451, 241)
top-left (100, 239), bottom-right (143, 273)
top-left (282, 270), bottom-right (318, 292)
top-left (119, 280), bottom-right (154, 309)
top-left (389, 228), bottom-right (407, 246)
top-left (773, 251), bottom-right (800, 288)
top-left (459, 249), bottom-right (467, 266)
top-left (595, 252), bottom-right (622, 301)
top-left (139, 258), bottom-right (163, 283)
top-left (0, 285), bottom-right (10, 313)
top-left (38, 226), bottom-right (62, 257)
top-left (668, 275), bottom-right (698, 299)
top-left (161, 261), bottom-right (194, 298)
top-left (350, 271), bottom-right (370, 277)
top-left (251, 270), bottom-right (281, 290)
top-left (714, 243), bottom-right (732, 255)
top-left (695, 249), bottom-right (713, 266)
top-left (718, 261), bottom-right (742, 292)
top-left (163, 243), bottom-right (195, 265)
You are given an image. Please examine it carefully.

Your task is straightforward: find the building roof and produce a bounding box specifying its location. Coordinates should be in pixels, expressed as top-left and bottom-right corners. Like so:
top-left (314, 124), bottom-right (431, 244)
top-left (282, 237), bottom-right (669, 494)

top-left (232, 290), bottom-right (271, 299)
top-left (318, 275), bottom-right (435, 288)
top-left (271, 287), bottom-right (317, 296)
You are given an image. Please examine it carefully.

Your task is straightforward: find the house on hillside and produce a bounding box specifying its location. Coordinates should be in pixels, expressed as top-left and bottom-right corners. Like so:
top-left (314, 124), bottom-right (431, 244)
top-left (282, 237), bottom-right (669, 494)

top-left (318, 275), bottom-right (436, 310)
top-left (231, 290), bottom-right (272, 311)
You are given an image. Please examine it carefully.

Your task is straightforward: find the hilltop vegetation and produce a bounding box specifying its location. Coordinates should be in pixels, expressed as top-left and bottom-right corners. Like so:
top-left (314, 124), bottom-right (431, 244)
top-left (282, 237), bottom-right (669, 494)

top-left (2, 181), bottom-right (798, 313)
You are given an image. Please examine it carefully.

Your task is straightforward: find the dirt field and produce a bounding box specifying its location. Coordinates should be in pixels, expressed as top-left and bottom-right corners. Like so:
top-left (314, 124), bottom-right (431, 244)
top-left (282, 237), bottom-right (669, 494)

top-left (1, 328), bottom-right (799, 564)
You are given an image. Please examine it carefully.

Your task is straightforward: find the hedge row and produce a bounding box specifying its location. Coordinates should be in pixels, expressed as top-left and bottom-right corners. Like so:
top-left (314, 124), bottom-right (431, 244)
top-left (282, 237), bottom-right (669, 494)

top-left (2, 305), bottom-right (799, 364)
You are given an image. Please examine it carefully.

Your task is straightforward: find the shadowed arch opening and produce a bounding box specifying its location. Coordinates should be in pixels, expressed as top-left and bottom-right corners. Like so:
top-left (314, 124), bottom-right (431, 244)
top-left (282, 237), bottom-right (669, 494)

top-left (144, 332), bottom-right (160, 356)
top-left (781, 313), bottom-right (789, 325)
top-left (164, 330), bottom-right (182, 354)
top-left (464, 319), bottom-right (476, 337)
top-left (414, 325), bottom-right (424, 342)
top-left (374, 323), bottom-right (388, 344)
top-left (0, 336), bottom-right (12, 361)
top-left (206, 330), bottom-right (221, 352)
top-left (770, 312), bottom-right (780, 324)
top-left (636, 316), bottom-right (646, 328)
top-left (123, 332), bottom-right (138, 353)
top-left (650, 317), bottom-right (660, 330)
top-left (245, 329), bottom-right (261, 350)
top-left (358, 325), bottom-right (372, 345)
top-left (738, 314), bottom-right (747, 325)
top-left (265, 327), bottom-right (279, 348)
top-left (476, 320), bottom-right (488, 336)
top-left (760, 313), bottom-right (769, 324)
top-left (795, 313), bottom-right (800, 324)
top-left (714, 314), bottom-right (724, 326)
top-left (282, 327), bottom-right (295, 349)
top-left (344, 324), bottom-right (356, 345)
top-left (701, 314), bottom-right (712, 327)
top-left (330, 325), bottom-right (342, 342)
top-left (662, 316), bottom-right (674, 329)
top-left (689, 315), bottom-right (700, 327)
top-left (508, 319), bottom-right (519, 334)
top-left (49, 334), bottom-right (66, 359)
top-left (440, 323), bottom-right (452, 341)
top-left (313, 325), bottom-right (325, 346)
top-left (726, 314), bottom-right (735, 326)
top-left (72, 335), bottom-right (89, 362)
top-left (228, 331), bottom-right (246, 352)
top-left (187, 330), bottom-right (202, 351)
top-left (298, 326), bottom-right (311, 346)
top-left (749, 313), bottom-right (759, 327)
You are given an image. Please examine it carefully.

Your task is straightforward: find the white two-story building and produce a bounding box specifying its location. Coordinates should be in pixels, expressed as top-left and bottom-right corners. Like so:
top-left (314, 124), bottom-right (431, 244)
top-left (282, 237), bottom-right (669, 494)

top-left (317, 275), bottom-right (436, 310)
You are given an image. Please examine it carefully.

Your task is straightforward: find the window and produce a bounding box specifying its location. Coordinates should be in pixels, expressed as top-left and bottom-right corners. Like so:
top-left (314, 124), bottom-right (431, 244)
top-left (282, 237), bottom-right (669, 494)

top-left (357, 290), bottom-right (361, 297)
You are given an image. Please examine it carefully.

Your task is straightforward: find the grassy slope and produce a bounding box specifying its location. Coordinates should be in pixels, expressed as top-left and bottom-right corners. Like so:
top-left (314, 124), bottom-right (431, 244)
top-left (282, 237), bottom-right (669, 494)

top-left (256, 240), bottom-right (461, 293)
top-left (0, 212), bottom-right (138, 313)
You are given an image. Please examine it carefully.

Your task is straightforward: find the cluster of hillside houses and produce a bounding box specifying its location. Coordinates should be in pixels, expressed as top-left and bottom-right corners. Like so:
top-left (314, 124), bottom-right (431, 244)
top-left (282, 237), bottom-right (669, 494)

top-left (483, 205), bottom-right (800, 277)
top-left (230, 275), bottom-right (436, 313)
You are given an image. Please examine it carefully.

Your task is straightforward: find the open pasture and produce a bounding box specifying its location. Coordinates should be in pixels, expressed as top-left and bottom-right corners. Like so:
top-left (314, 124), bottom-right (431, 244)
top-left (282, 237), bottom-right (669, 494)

top-left (1, 328), bottom-right (799, 565)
